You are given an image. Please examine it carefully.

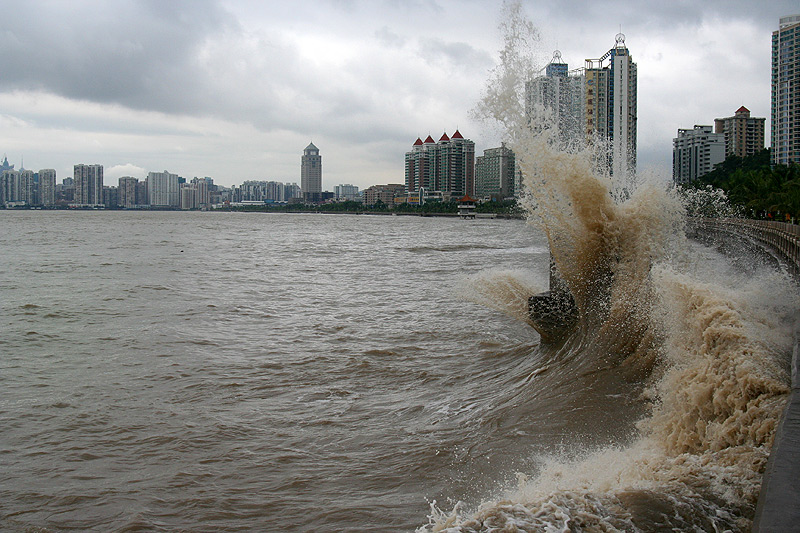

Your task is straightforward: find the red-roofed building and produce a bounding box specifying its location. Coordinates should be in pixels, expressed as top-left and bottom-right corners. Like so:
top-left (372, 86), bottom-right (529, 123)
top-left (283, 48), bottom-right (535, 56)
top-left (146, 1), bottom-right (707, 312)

top-left (404, 130), bottom-right (475, 199)
top-left (714, 106), bottom-right (766, 159)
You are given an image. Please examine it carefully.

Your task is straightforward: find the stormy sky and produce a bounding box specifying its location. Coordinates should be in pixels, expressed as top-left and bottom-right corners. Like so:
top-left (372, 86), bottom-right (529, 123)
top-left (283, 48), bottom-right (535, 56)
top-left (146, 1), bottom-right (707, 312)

top-left (0, 0), bottom-right (796, 189)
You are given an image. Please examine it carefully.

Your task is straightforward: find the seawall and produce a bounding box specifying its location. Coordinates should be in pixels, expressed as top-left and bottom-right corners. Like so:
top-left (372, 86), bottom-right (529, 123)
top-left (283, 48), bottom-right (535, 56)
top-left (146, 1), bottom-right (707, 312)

top-left (688, 218), bottom-right (800, 532)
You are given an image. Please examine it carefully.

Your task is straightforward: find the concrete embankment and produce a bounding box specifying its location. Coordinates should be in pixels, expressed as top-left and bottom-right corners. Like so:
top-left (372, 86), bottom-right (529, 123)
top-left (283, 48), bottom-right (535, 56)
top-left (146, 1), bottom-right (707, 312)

top-left (688, 218), bottom-right (800, 532)
top-left (752, 313), bottom-right (800, 532)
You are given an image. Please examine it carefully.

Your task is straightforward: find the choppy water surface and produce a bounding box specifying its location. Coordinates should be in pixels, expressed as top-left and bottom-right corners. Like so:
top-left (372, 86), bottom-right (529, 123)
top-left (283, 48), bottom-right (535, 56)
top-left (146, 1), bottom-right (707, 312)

top-left (2, 211), bottom-right (558, 531)
top-left (1, 209), bottom-right (797, 532)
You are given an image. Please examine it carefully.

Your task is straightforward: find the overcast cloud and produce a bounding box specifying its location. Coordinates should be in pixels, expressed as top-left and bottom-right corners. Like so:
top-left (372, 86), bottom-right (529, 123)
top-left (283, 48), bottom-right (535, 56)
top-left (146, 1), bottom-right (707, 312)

top-left (0, 0), bottom-right (796, 188)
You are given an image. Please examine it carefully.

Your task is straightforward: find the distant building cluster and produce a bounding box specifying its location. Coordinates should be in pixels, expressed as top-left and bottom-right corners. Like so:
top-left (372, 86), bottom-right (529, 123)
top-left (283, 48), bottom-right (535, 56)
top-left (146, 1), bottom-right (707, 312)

top-left (0, 156), bottom-right (307, 210)
top-left (672, 107), bottom-right (766, 185)
top-left (5, 18), bottom-right (797, 210)
top-left (0, 141), bottom-right (365, 209)
top-left (672, 15), bottom-right (799, 184)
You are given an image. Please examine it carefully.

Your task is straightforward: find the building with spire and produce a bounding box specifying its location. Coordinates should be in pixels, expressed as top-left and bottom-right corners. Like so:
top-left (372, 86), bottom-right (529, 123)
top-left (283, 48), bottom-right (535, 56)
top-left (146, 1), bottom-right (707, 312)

top-left (301, 142), bottom-right (322, 201)
top-left (584, 33), bottom-right (638, 180)
top-left (772, 15), bottom-right (800, 165)
top-left (525, 50), bottom-right (585, 145)
top-left (404, 130), bottom-right (475, 199)
top-left (714, 106), bottom-right (765, 159)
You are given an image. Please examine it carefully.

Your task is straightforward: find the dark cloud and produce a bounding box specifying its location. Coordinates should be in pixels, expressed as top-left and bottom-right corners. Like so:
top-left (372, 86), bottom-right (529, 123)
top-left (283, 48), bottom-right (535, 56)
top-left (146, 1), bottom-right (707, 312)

top-left (1, 0), bottom-right (239, 113)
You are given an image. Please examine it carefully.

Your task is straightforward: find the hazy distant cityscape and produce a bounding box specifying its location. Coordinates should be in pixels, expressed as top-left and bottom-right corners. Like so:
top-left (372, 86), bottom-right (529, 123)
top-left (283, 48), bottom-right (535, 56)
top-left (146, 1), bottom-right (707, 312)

top-left (2, 16), bottom-right (798, 211)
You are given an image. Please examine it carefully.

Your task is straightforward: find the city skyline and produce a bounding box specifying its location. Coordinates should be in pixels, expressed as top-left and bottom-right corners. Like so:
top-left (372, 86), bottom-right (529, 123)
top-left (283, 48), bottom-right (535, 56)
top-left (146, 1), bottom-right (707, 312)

top-left (1, 1), bottom-right (796, 189)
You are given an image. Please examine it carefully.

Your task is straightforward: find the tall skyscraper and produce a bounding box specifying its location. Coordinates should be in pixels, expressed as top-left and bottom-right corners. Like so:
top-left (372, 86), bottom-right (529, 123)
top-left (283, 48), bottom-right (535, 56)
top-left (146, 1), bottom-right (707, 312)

top-left (475, 143), bottom-right (516, 199)
top-left (714, 106), bottom-right (766, 159)
top-left (39, 169), bottom-right (56, 206)
top-left (673, 125), bottom-right (725, 185)
top-left (772, 15), bottom-right (800, 165)
top-left (585, 34), bottom-right (638, 179)
top-left (404, 130), bottom-right (475, 197)
top-left (73, 164), bottom-right (104, 205)
top-left (147, 170), bottom-right (179, 207)
top-left (525, 50), bottom-right (585, 144)
top-left (301, 142), bottom-right (322, 199)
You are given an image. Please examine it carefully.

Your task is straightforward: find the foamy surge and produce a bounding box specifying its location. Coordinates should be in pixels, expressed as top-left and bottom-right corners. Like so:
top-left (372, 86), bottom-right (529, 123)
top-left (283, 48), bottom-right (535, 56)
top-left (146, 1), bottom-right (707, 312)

top-left (425, 264), bottom-right (793, 532)
top-left (420, 4), bottom-right (796, 530)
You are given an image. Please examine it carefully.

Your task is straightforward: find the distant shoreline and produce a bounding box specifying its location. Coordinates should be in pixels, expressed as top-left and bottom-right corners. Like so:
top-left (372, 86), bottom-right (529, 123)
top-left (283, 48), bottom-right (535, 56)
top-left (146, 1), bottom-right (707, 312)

top-left (1, 206), bottom-right (525, 219)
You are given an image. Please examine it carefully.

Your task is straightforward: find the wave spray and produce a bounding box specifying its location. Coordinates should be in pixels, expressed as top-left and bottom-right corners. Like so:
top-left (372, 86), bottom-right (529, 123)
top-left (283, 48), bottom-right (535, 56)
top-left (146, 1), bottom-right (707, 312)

top-left (421, 3), bottom-right (795, 531)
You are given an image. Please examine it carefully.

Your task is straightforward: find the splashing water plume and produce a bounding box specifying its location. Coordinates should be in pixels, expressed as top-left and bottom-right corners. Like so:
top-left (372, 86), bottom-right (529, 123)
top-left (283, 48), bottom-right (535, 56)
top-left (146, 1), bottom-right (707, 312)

top-left (424, 3), bottom-right (795, 531)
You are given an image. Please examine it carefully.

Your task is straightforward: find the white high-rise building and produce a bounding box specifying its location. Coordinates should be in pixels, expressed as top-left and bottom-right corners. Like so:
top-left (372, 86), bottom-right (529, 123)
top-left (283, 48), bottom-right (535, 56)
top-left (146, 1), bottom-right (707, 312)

top-left (772, 15), bottom-right (800, 165)
top-left (147, 170), bottom-right (180, 207)
top-left (672, 125), bottom-right (725, 185)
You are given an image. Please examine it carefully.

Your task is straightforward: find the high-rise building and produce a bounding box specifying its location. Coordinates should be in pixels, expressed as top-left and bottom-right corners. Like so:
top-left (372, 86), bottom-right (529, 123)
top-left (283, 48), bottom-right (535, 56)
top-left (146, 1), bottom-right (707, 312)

top-left (301, 142), bottom-right (322, 199)
top-left (1, 169), bottom-right (19, 206)
top-left (525, 51), bottom-right (585, 144)
top-left (404, 130), bottom-right (475, 197)
top-left (714, 106), bottom-right (766, 158)
top-left (136, 181), bottom-right (148, 207)
top-left (39, 169), bottom-right (56, 206)
top-left (73, 164), bottom-right (104, 206)
top-left (672, 125), bottom-right (725, 185)
top-left (772, 15), bottom-right (800, 166)
top-left (147, 170), bottom-right (179, 207)
top-left (475, 143), bottom-right (516, 199)
top-left (118, 177), bottom-right (138, 208)
top-left (103, 186), bottom-right (118, 208)
top-left (585, 34), bottom-right (638, 179)
top-left (405, 135), bottom-right (436, 194)
top-left (18, 170), bottom-right (34, 205)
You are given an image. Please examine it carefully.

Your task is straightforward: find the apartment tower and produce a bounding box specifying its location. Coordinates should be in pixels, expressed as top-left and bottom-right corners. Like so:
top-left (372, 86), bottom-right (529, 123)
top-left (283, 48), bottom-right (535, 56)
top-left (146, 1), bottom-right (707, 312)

top-left (772, 15), bottom-right (800, 165)
top-left (39, 169), bottom-right (56, 206)
top-left (475, 144), bottom-right (516, 199)
top-left (585, 34), bottom-right (638, 180)
top-left (672, 125), bottom-right (725, 185)
top-left (404, 130), bottom-right (475, 198)
top-left (73, 164), bottom-right (104, 206)
top-left (714, 106), bottom-right (766, 158)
